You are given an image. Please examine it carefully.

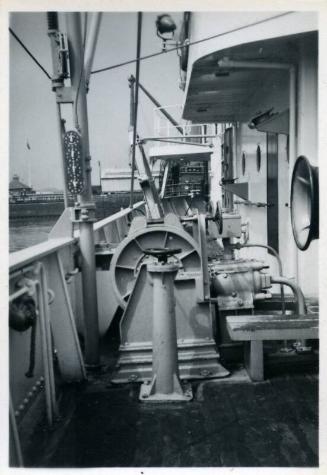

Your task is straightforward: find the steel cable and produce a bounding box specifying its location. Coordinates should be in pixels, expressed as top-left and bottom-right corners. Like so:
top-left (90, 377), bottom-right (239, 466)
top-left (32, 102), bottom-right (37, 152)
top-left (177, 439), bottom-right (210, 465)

top-left (91, 11), bottom-right (294, 75)
top-left (9, 11), bottom-right (294, 81)
top-left (9, 27), bottom-right (51, 79)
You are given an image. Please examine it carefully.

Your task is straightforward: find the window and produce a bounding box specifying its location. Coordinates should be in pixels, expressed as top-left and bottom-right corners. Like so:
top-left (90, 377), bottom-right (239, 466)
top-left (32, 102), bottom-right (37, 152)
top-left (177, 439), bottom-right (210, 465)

top-left (256, 145), bottom-right (261, 172)
top-left (242, 152), bottom-right (246, 175)
top-left (267, 133), bottom-right (279, 253)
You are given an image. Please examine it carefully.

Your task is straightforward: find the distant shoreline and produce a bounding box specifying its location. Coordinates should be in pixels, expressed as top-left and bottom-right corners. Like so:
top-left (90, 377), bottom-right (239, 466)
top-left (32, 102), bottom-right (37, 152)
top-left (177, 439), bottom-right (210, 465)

top-left (9, 192), bottom-right (144, 221)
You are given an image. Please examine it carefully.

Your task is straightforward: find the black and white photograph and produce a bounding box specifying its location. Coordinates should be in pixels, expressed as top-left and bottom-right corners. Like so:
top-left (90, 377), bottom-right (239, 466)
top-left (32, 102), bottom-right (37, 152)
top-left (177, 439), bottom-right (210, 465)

top-left (4, 2), bottom-right (325, 470)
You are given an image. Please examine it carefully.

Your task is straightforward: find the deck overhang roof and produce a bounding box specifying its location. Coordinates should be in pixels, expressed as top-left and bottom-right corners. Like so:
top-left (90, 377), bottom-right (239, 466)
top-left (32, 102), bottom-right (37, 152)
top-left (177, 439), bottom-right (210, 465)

top-left (183, 11), bottom-right (317, 124)
top-left (149, 144), bottom-right (213, 161)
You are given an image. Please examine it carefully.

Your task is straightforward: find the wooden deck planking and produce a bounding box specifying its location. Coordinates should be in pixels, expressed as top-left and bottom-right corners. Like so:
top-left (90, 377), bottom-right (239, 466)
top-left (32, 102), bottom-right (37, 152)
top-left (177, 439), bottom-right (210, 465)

top-left (226, 314), bottom-right (318, 341)
top-left (27, 372), bottom-right (318, 468)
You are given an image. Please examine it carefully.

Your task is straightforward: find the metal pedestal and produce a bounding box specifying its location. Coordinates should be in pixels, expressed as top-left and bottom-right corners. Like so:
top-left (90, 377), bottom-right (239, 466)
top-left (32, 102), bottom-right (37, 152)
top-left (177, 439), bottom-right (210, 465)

top-left (139, 249), bottom-right (193, 402)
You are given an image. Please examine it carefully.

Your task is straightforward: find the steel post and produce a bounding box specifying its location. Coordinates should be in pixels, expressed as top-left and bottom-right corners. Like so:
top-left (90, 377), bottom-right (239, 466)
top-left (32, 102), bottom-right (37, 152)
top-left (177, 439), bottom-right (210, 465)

top-left (79, 221), bottom-right (99, 364)
top-left (56, 103), bottom-right (69, 208)
top-left (66, 13), bottom-right (99, 366)
top-left (47, 13), bottom-right (69, 208)
top-left (130, 12), bottom-right (142, 208)
top-left (139, 261), bottom-right (192, 402)
top-left (84, 13), bottom-right (102, 89)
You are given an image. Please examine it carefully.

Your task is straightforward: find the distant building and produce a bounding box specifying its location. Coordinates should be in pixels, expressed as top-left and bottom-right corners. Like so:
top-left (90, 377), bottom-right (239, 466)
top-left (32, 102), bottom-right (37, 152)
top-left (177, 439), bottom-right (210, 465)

top-left (101, 167), bottom-right (160, 194)
top-left (92, 185), bottom-right (102, 195)
top-left (9, 174), bottom-right (34, 198)
top-left (36, 187), bottom-right (62, 195)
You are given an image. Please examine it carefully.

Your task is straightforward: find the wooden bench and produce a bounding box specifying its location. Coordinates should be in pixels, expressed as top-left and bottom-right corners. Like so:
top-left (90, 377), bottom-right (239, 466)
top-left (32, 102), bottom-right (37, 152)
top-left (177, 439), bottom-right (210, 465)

top-left (226, 314), bottom-right (319, 382)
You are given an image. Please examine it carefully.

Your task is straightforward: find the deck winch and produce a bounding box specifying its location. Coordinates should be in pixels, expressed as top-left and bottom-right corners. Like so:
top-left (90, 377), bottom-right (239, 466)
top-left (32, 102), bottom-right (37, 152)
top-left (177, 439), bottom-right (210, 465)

top-left (110, 212), bottom-right (229, 383)
top-left (109, 205), bottom-right (276, 383)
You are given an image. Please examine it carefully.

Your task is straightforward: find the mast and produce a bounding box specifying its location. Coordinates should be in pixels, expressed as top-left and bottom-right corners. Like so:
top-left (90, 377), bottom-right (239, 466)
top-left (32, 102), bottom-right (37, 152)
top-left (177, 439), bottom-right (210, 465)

top-left (48, 12), bottom-right (100, 367)
top-left (66, 13), bottom-right (100, 367)
top-left (84, 13), bottom-right (102, 90)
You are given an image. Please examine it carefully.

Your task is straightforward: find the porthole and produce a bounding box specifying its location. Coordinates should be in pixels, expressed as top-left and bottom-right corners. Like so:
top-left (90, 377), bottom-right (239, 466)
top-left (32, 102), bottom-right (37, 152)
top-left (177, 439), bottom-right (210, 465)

top-left (256, 145), bottom-right (261, 172)
top-left (242, 152), bottom-right (246, 175)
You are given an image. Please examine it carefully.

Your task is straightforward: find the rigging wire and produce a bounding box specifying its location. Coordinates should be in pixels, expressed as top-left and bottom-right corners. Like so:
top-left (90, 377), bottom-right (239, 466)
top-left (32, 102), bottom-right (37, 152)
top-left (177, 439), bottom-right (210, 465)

top-left (9, 27), bottom-right (51, 80)
top-left (9, 11), bottom-right (294, 83)
top-left (90, 11), bottom-right (294, 75)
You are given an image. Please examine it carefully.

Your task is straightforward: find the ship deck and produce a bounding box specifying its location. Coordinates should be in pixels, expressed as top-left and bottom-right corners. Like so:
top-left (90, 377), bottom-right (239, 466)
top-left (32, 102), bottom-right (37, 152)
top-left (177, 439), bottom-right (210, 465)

top-left (24, 353), bottom-right (318, 468)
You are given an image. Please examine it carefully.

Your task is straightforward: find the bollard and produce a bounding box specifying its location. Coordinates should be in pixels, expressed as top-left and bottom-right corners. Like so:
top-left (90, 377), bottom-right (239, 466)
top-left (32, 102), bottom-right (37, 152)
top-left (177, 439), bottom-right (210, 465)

top-left (139, 248), bottom-right (193, 402)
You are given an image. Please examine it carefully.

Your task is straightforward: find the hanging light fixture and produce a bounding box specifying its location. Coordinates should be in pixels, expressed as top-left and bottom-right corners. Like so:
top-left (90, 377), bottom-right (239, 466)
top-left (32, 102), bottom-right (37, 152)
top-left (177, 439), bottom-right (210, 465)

top-left (156, 14), bottom-right (177, 51)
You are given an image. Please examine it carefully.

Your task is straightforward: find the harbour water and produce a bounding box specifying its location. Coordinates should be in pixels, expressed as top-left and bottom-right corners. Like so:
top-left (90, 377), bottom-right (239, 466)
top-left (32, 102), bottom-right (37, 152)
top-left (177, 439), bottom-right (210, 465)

top-left (9, 192), bottom-right (144, 253)
top-left (9, 218), bottom-right (58, 252)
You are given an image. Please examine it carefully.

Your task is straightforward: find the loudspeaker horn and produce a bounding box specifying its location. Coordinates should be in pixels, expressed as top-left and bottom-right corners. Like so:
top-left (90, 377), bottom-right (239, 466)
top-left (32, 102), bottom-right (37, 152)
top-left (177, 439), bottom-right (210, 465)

top-left (290, 155), bottom-right (319, 251)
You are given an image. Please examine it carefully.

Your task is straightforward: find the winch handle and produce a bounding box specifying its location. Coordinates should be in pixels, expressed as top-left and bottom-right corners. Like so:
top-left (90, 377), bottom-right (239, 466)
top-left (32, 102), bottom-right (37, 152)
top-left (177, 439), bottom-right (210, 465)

top-left (144, 247), bottom-right (182, 264)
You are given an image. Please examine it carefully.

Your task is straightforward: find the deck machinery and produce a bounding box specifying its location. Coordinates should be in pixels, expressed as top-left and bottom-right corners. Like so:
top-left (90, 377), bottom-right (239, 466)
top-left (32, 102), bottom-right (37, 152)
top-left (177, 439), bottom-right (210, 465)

top-left (104, 137), bottom-right (293, 385)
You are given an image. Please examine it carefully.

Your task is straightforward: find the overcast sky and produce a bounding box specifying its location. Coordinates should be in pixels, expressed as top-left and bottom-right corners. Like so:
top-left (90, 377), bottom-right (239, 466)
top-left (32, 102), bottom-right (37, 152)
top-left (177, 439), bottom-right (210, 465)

top-left (9, 12), bottom-right (184, 190)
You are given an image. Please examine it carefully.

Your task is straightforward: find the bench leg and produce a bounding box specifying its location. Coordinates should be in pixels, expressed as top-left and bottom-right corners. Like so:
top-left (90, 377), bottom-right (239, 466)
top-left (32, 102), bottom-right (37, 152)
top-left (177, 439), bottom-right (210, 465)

top-left (244, 341), bottom-right (264, 382)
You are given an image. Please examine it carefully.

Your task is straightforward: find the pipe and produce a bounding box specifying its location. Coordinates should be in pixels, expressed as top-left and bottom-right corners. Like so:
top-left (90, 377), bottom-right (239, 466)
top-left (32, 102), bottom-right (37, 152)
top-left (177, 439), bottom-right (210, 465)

top-left (217, 58), bottom-right (293, 70)
top-left (142, 137), bottom-right (212, 147)
top-left (31, 263), bottom-right (58, 426)
top-left (66, 13), bottom-right (99, 366)
top-left (237, 243), bottom-right (285, 315)
top-left (217, 58), bottom-right (299, 284)
top-left (129, 13), bottom-right (143, 209)
top-left (142, 134), bottom-right (217, 140)
top-left (36, 282), bottom-right (53, 425)
top-left (9, 285), bottom-right (31, 303)
top-left (271, 276), bottom-right (305, 315)
top-left (160, 162), bottom-right (169, 198)
top-left (129, 76), bottom-right (135, 128)
top-left (289, 66), bottom-right (299, 284)
top-left (84, 13), bottom-right (102, 89)
top-left (10, 263), bottom-right (38, 280)
top-left (39, 264), bottom-right (58, 422)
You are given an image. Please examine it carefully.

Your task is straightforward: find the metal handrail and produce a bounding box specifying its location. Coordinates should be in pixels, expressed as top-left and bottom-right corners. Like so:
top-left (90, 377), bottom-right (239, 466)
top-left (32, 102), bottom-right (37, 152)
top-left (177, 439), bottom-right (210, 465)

top-left (10, 202), bottom-right (145, 273)
top-left (10, 237), bottom-right (77, 273)
top-left (93, 201), bottom-right (144, 232)
top-left (153, 105), bottom-right (217, 143)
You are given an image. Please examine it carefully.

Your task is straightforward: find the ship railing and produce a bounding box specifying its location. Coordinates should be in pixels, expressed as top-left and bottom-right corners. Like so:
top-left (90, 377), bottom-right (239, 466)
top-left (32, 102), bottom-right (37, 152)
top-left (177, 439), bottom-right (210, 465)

top-left (10, 193), bottom-right (66, 203)
top-left (9, 234), bottom-right (82, 460)
top-left (153, 104), bottom-right (218, 145)
top-left (163, 183), bottom-right (203, 197)
top-left (9, 201), bottom-right (145, 461)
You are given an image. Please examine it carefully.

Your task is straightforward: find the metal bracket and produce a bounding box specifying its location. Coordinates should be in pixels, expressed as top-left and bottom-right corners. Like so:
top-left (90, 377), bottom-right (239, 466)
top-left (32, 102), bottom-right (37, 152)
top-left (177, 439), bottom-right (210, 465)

top-left (70, 204), bottom-right (96, 223)
top-left (48, 30), bottom-right (70, 89)
top-left (56, 87), bottom-right (74, 103)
